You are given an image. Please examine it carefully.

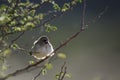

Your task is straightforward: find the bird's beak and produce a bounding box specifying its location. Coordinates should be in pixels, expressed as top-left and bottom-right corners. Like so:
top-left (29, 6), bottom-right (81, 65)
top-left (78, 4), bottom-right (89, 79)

top-left (44, 41), bottom-right (48, 44)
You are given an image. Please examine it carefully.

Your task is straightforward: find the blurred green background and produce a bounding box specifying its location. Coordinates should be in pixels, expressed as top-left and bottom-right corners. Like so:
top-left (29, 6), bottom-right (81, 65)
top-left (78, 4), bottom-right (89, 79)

top-left (2, 0), bottom-right (120, 80)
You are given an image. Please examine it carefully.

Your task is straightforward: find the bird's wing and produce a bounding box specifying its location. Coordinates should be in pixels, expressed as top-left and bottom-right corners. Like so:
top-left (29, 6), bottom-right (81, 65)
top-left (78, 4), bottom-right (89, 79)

top-left (31, 38), bottom-right (40, 49)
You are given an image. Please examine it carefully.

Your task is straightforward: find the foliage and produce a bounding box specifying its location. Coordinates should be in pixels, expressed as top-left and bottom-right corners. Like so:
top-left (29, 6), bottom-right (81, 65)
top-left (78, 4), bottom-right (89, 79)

top-left (57, 53), bottom-right (67, 59)
top-left (0, 0), bottom-right (82, 36)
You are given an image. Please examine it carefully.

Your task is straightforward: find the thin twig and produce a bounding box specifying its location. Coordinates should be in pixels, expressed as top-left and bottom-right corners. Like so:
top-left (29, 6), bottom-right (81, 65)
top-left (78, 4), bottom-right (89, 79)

top-left (9, 32), bottom-right (25, 47)
top-left (86, 6), bottom-right (109, 27)
top-left (58, 62), bottom-right (67, 80)
top-left (32, 65), bottom-right (46, 80)
top-left (60, 67), bottom-right (67, 80)
top-left (81, 0), bottom-right (86, 30)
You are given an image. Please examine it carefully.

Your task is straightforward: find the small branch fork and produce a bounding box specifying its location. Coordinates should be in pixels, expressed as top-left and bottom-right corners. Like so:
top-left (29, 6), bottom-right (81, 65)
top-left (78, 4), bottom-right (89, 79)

top-left (32, 62), bottom-right (67, 80)
top-left (58, 62), bottom-right (67, 80)
top-left (32, 65), bottom-right (46, 80)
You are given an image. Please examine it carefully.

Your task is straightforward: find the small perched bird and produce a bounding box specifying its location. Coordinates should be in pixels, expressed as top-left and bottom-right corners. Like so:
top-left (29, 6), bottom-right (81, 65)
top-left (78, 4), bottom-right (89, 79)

top-left (30, 36), bottom-right (54, 60)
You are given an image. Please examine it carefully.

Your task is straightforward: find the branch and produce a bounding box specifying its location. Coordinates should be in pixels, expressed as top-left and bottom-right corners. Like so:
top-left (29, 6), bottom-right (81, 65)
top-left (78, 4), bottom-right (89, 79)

top-left (58, 62), bottom-right (67, 80)
top-left (32, 66), bottom-right (46, 80)
top-left (86, 6), bottom-right (108, 27)
top-left (81, 0), bottom-right (86, 30)
top-left (9, 32), bottom-right (25, 47)
top-left (60, 67), bottom-right (67, 80)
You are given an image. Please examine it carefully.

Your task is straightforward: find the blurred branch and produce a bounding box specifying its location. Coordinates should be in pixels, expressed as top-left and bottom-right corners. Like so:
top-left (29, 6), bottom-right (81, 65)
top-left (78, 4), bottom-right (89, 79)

top-left (33, 62), bottom-right (67, 80)
top-left (9, 32), bottom-right (25, 47)
top-left (86, 6), bottom-right (109, 27)
top-left (58, 62), bottom-right (67, 80)
top-left (32, 65), bottom-right (46, 80)
top-left (81, 0), bottom-right (86, 30)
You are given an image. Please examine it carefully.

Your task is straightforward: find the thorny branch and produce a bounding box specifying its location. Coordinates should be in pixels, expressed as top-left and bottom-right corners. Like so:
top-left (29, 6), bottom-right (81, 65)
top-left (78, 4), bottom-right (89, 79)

top-left (0, 0), bottom-right (87, 80)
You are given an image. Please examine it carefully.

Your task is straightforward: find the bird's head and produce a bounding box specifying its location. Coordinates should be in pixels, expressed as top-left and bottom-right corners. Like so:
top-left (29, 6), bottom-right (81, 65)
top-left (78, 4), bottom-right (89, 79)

top-left (40, 36), bottom-right (49, 44)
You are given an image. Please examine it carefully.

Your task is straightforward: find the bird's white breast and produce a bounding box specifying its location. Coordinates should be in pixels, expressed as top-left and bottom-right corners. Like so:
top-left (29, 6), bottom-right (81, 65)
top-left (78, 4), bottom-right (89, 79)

top-left (32, 42), bottom-right (54, 60)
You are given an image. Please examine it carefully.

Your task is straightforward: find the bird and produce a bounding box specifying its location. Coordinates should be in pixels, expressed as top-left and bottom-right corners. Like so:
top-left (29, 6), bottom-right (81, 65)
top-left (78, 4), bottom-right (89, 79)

top-left (29, 36), bottom-right (54, 60)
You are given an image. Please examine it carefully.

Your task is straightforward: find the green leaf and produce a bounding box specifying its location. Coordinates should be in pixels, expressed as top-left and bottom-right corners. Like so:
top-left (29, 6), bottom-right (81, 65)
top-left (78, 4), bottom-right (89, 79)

top-left (65, 73), bottom-right (72, 78)
top-left (2, 64), bottom-right (8, 71)
top-left (29, 60), bottom-right (35, 65)
top-left (29, 10), bottom-right (36, 16)
top-left (11, 43), bottom-right (20, 50)
top-left (34, 13), bottom-right (44, 21)
top-left (42, 68), bottom-right (47, 75)
top-left (10, 20), bottom-right (17, 26)
top-left (53, 3), bottom-right (61, 11)
top-left (0, 4), bottom-right (7, 10)
top-left (55, 74), bottom-right (60, 79)
top-left (62, 3), bottom-right (70, 12)
top-left (25, 22), bottom-right (35, 28)
top-left (32, 4), bottom-right (39, 8)
top-left (52, 26), bottom-right (57, 31)
top-left (79, 0), bottom-right (83, 3)
top-left (45, 24), bottom-right (57, 32)
top-left (27, 16), bottom-right (33, 21)
top-left (13, 27), bottom-right (22, 31)
top-left (41, 0), bottom-right (49, 3)
top-left (3, 49), bottom-right (11, 57)
top-left (0, 14), bottom-right (10, 24)
top-left (0, 16), bottom-right (6, 22)
top-left (38, 13), bottom-right (44, 20)
top-left (18, 3), bottom-right (27, 6)
top-left (57, 53), bottom-right (66, 59)
top-left (8, 0), bottom-right (12, 3)
top-left (45, 63), bottom-right (53, 70)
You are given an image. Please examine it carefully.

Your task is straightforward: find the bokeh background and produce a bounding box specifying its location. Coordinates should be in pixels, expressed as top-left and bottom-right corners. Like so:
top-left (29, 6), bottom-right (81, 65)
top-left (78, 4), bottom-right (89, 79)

top-left (2, 0), bottom-right (120, 80)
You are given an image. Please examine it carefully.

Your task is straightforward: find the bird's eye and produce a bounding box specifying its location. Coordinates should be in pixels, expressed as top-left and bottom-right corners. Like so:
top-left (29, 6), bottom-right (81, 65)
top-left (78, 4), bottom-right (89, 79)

top-left (43, 39), bottom-right (48, 44)
top-left (43, 39), bottom-right (47, 42)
